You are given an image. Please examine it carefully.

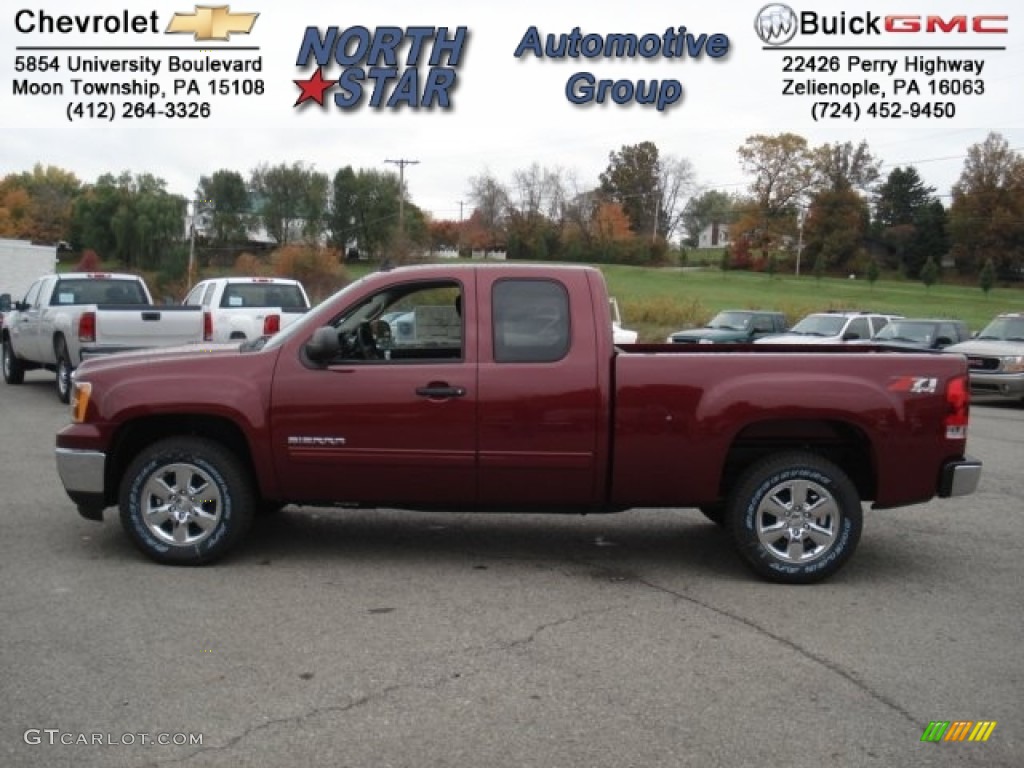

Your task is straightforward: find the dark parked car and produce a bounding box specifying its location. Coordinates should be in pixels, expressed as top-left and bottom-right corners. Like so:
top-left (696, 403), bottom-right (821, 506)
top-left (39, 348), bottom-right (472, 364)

top-left (667, 310), bottom-right (787, 344)
top-left (870, 318), bottom-right (970, 350)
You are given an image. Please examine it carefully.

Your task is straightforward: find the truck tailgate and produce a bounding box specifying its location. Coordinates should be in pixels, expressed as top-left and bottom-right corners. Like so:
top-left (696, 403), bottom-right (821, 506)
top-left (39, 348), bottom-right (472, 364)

top-left (95, 306), bottom-right (204, 348)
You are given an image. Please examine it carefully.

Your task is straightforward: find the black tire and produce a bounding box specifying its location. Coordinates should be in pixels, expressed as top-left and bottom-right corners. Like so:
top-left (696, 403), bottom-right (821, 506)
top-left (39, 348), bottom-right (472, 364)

top-left (119, 437), bottom-right (254, 565)
top-left (55, 340), bottom-right (73, 403)
top-left (726, 452), bottom-right (862, 584)
top-left (2, 336), bottom-right (25, 385)
top-left (699, 504), bottom-right (726, 527)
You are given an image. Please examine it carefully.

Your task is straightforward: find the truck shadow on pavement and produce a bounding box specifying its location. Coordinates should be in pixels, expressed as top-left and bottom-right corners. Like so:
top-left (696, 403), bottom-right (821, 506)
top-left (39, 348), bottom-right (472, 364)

top-left (240, 507), bottom-right (750, 580)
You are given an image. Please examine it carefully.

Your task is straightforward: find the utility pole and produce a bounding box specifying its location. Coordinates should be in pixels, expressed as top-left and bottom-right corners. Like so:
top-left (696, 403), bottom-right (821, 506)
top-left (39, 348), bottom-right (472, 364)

top-left (456, 200), bottom-right (465, 257)
top-left (384, 158), bottom-right (420, 234)
top-left (187, 190), bottom-right (201, 287)
top-left (795, 207), bottom-right (806, 277)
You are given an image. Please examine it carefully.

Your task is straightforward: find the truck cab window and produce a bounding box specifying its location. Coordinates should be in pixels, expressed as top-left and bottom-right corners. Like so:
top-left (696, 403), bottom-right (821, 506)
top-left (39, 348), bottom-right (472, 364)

top-left (332, 281), bottom-right (463, 363)
top-left (492, 279), bottom-right (570, 363)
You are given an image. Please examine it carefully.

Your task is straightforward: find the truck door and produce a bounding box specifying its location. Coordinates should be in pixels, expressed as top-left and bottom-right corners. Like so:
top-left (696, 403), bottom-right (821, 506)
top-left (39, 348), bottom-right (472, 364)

top-left (270, 277), bottom-right (478, 506)
top-left (11, 278), bottom-right (46, 361)
top-left (476, 272), bottom-right (604, 506)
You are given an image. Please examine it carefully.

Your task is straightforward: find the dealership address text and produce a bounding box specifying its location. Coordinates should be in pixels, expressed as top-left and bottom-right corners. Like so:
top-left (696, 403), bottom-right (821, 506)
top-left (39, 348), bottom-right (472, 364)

top-left (775, 53), bottom-right (994, 122)
top-left (11, 54), bottom-right (263, 122)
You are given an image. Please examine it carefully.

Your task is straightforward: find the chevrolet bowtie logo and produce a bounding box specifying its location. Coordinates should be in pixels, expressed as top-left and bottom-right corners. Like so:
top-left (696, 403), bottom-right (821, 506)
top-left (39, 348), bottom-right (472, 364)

top-left (166, 5), bottom-right (258, 41)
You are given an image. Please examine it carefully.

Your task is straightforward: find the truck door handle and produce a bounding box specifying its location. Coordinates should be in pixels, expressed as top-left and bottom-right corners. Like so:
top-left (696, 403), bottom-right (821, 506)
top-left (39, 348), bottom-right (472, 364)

top-left (416, 384), bottom-right (466, 398)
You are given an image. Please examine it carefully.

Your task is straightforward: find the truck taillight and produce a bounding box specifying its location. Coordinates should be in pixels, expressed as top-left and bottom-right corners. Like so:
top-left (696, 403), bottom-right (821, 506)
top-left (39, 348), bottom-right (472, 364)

top-left (944, 374), bottom-right (969, 439)
top-left (203, 310), bottom-right (212, 341)
top-left (263, 314), bottom-right (280, 335)
top-left (79, 311), bottom-right (96, 342)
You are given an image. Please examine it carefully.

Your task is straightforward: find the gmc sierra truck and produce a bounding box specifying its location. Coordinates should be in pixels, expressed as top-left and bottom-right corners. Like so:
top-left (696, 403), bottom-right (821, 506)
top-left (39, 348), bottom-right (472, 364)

top-left (3, 273), bottom-right (204, 402)
top-left (55, 264), bottom-right (981, 583)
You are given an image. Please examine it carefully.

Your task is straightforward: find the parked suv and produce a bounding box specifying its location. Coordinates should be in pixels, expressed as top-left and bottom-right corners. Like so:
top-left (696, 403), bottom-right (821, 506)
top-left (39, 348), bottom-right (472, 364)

top-left (756, 310), bottom-right (900, 345)
top-left (945, 312), bottom-right (1024, 399)
top-left (667, 310), bottom-right (787, 344)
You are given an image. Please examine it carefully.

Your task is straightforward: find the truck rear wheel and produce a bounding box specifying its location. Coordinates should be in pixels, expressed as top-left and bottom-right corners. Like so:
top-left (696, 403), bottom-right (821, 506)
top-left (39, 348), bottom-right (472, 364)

top-left (119, 437), bottom-right (254, 565)
top-left (727, 452), bottom-right (862, 584)
top-left (2, 337), bottom-right (25, 385)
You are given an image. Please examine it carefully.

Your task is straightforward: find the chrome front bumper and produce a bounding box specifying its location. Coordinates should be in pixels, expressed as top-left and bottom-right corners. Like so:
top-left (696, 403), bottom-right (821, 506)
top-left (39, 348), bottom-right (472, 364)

top-left (55, 448), bottom-right (106, 495)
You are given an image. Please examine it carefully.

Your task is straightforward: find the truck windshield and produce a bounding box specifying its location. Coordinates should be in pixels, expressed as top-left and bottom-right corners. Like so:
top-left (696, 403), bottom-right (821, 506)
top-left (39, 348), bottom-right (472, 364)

top-left (708, 311), bottom-right (752, 330)
top-left (789, 315), bottom-right (846, 336)
top-left (977, 316), bottom-right (1024, 341)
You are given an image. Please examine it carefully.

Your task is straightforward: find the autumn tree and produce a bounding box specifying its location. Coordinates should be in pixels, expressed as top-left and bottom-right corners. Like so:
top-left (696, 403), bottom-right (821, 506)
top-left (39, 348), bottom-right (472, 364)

top-left (0, 165), bottom-right (81, 243)
top-left (467, 170), bottom-right (510, 248)
top-left (801, 187), bottom-right (870, 271)
top-left (506, 163), bottom-right (566, 260)
top-left (599, 141), bottom-right (661, 238)
top-left (812, 140), bottom-right (881, 193)
top-left (734, 133), bottom-right (816, 258)
top-left (948, 132), bottom-right (1024, 278)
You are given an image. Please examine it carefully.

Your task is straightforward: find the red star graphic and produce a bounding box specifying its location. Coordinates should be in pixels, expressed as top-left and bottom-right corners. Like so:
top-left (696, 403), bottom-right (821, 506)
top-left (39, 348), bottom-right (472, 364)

top-left (294, 68), bottom-right (334, 107)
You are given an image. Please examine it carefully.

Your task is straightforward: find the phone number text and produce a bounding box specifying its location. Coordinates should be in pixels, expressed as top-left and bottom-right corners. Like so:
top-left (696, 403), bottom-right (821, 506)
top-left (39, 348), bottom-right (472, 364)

top-left (811, 101), bottom-right (956, 122)
top-left (66, 101), bottom-right (212, 121)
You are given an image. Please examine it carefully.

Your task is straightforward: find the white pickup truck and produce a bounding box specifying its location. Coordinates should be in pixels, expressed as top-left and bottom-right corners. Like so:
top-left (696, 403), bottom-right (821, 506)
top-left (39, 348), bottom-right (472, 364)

top-left (1, 272), bottom-right (204, 402)
top-left (183, 277), bottom-right (311, 342)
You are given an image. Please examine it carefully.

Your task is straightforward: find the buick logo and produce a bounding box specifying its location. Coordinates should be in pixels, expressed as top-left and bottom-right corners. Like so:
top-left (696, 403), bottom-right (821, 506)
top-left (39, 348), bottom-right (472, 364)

top-left (756, 3), bottom-right (798, 45)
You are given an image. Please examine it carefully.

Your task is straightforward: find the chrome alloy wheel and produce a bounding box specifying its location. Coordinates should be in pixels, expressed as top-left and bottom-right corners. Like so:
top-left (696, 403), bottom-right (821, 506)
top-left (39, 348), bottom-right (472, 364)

top-left (754, 478), bottom-right (839, 564)
top-left (141, 462), bottom-right (224, 546)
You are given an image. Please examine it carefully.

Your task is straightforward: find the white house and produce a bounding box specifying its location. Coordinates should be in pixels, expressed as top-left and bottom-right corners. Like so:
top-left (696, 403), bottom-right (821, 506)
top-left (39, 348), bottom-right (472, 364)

top-left (697, 222), bottom-right (731, 249)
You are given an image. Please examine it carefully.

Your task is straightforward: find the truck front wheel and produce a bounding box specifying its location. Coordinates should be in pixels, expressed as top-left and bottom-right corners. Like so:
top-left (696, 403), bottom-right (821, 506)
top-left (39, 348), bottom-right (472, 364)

top-left (2, 337), bottom-right (25, 385)
top-left (727, 452), bottom-right (862, 584)
top-left (119, 437), bottom-right (254, 565)
top-left (55, 340), bottom-right (72, 403)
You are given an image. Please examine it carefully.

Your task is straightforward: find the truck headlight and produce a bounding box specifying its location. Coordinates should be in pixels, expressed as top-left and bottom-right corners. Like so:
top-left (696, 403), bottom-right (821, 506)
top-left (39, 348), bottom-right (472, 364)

top-left (1001, 356), bottom-right (1024, 373)
top-left (70, 380), bottom-right (92, 423)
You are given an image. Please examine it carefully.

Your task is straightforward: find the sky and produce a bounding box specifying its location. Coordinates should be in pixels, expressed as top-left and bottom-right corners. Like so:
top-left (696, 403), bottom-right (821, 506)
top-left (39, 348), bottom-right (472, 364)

top-left (2, 0), bottom-right (1021, 221)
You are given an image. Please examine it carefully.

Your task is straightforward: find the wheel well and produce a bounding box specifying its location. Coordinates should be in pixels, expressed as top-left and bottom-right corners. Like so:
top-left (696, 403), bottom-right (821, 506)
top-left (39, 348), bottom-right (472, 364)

top-left (53, 332), bottom-right (67, 355)
top-left (718, 419), bottom-right (876, 503)
top-left (106, 415), bottom-right (258, 506)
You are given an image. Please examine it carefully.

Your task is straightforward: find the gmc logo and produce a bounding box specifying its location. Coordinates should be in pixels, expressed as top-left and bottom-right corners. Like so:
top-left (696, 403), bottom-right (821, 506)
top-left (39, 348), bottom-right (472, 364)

top-left (884, 15), bottom-right (1008, 33)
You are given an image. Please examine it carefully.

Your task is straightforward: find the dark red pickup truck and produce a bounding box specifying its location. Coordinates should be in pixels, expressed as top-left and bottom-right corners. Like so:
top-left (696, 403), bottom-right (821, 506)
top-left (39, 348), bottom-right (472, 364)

top-left (56, 264), bottom-right (981, 583)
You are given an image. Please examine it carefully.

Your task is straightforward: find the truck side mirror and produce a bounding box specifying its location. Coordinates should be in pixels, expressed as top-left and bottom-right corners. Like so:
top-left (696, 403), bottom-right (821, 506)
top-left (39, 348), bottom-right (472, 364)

top-left (304, 326), bottom-right (341, 363)
top-left (0, 294), bottom-right (10, 312)
top-left (935, 336), bottom-right (953, 348)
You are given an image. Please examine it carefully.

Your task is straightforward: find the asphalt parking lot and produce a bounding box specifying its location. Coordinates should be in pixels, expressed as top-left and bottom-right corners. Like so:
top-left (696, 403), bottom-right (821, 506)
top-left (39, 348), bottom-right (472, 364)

top-left (1, 370), bottom-right (1020, 768)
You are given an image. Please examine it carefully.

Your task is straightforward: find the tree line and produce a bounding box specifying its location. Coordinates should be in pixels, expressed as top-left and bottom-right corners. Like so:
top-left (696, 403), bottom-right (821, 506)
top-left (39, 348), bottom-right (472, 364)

top-left (1, 131), bottom-right (1021, 280)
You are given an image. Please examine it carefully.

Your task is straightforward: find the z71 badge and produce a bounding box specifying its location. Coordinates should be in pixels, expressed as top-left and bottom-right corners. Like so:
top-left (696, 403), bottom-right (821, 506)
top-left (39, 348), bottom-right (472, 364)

top-left (888, 375), bottom-right (938, 394)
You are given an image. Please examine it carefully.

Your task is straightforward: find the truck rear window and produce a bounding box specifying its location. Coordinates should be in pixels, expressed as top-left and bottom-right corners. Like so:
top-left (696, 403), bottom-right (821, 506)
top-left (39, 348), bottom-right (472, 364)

top-left (492, 279), bottom-right (570, 363)
top-left (220, 283), bottom-right (307, 309)
top-left (52, 279), bottom-right (147, 305)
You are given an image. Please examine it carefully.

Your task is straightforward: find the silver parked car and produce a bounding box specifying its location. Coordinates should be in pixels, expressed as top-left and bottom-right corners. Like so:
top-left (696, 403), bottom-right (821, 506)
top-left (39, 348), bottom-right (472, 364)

top-left (945, 313), bottom-right (1024, 399)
